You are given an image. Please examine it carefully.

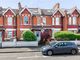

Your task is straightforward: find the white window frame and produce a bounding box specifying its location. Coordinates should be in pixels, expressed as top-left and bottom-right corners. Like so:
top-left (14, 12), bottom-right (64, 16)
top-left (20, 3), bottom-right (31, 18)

top-left (55, 17), bottom-right (60, 25)
top-left (52, 17), bottom-right (54, 25)
top-left (8, 17), bottom-right (13, 25)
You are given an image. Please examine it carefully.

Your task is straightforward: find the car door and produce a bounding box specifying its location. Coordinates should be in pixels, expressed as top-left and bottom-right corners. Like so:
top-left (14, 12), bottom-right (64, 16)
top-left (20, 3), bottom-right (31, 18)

top-left (53, 42), bottom-right (67, 54)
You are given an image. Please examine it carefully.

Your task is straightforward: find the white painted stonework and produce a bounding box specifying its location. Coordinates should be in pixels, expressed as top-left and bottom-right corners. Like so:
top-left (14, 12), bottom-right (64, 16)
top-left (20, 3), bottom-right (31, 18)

top-left (16, 41), bottom-right (38, 47)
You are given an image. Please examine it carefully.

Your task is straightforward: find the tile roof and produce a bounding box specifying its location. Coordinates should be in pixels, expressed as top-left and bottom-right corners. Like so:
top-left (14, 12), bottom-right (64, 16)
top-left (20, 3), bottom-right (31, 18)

top-left (0, 6), bottom-right (80, 16)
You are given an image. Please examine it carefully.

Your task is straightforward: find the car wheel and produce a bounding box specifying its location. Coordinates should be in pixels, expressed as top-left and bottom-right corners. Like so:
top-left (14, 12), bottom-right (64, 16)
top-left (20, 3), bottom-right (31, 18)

top-left (47, 50), bottom-right (53, 56)
top-left (71, 49), bottom-right (77, 55)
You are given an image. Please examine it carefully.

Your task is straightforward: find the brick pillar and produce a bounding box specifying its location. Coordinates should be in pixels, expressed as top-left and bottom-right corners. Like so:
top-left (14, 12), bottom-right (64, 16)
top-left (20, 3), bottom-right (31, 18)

top-left (77, 15), bottom-right (80, 32)
top-left (77, 16), bottom-right (80, 26)
top-left (16, 15), bottom-right (21, 40)
top-left (63, 11), bottom-right (68, 31)
top-left (0, 16), bottom-right (4, 41)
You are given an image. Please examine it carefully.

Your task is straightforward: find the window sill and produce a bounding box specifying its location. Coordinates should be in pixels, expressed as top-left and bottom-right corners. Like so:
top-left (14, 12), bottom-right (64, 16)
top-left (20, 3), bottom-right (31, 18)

top-left (21, 24), bottom-right (31, 25)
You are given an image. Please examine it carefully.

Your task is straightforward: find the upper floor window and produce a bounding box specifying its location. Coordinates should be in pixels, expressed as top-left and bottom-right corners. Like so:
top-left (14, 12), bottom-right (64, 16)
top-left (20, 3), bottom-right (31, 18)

top-left (8, 17), bottom-right (13, 25)
top-left (52, 17), bottom-right (54, 25)
top-left (24, 16), bottom-right (28, 25)
top-left (37, 17), bottom-right (41, 25)
top-left (42, 17), bottom-right (46, 25)
top-left (55, 17), bottom-right (60, 25)
top-left (69, 17), bottom-right (72, 25)
top-left (68, 16), bottom-right (77, 25)
top-left (72, 16), bottom-right (76, 25)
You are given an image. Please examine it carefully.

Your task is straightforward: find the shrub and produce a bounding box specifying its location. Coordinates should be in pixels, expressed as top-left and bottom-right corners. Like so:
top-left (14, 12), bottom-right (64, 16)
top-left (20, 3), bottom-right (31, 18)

top-left (75, 34), bottom-right (80, 40)
top-left (22, 30), bottom-right (37, 41)
top-left (54, 31), bottom-right (76, 41)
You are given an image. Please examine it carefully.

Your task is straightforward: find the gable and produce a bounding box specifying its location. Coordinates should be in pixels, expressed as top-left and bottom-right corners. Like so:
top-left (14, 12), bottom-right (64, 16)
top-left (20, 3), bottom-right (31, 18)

top-left (72, 9), bottom-right (79, 15)
top-left (4, 9), bottom-right (14, 15)
top-left (20, 8), bottom-right (31, 15)
top-left (53, 11), bottom-right (62, 17)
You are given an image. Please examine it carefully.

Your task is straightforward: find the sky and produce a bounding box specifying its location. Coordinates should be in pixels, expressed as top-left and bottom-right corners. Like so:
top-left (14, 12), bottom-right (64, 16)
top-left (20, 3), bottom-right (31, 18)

top-left (0, 0), bottom-right (80, 9)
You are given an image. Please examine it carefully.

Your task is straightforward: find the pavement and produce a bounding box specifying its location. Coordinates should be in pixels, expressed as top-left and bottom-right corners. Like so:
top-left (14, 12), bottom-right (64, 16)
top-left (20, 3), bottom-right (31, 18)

top-left (0, 46), bottom-right (80, 53)
top-left (0, 46), bottom-right (41, 53)
top-left (0, 49), bottom-right (80, 60)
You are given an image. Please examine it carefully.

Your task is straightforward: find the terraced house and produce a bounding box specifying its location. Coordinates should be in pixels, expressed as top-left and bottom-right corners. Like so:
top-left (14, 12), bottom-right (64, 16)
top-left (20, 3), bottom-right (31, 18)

top-left (0, 3), bottom-right (80, 42)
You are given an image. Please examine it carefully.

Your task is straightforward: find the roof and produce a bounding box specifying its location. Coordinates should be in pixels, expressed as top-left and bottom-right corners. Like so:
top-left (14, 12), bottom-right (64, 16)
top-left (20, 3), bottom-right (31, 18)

top-left (41, 9), bottom-right (53, 16)
top-left (0, 6), bottom-right (80, 16)
top-left (0, 8), bottom-right (19, 15)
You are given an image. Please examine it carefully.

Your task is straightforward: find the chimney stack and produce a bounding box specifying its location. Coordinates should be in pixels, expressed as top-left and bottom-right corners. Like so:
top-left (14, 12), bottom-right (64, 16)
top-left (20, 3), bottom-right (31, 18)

top-left (18, 2), bottom-right (22, 9)
top-left (53, 3), bottom-right (60, 9)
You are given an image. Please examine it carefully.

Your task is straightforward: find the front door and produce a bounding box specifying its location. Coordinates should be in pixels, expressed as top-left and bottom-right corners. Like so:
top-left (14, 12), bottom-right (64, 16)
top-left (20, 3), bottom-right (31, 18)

top-left (35, 31), bottom-right (41, 41)
top-left (0, 32), bottom-right (2, 47)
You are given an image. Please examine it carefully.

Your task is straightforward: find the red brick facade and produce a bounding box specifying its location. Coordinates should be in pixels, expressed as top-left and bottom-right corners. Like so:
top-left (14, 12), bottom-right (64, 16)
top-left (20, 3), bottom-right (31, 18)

top-left (0, 3), bottom-right (80, 41)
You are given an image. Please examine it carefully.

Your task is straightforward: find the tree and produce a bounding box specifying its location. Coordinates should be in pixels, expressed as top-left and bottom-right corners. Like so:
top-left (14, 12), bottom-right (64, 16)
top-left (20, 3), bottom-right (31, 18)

top-left (22, 30), bottom-right (37, 41)
top-left (39, 30), bottom-right (51, 45)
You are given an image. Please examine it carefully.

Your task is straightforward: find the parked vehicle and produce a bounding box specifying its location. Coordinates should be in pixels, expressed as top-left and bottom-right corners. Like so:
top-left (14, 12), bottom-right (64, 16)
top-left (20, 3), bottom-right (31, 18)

top-left (41, 41), bottom-right (78, 56)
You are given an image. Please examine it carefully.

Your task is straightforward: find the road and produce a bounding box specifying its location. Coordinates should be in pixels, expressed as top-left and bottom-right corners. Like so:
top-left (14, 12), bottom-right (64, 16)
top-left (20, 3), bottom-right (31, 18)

top-left (0, 48), bottom-right (80, 60)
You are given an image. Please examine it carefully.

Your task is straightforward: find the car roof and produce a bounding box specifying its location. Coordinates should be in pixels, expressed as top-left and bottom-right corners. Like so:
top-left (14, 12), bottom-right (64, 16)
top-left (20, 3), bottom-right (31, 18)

top-left (50, 41), bottom-right (75, 44)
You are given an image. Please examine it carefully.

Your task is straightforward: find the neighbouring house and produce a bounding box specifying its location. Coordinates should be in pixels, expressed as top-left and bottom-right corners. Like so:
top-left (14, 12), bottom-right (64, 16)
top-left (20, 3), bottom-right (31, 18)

top-left (0, 2), bottom-right (79, 43)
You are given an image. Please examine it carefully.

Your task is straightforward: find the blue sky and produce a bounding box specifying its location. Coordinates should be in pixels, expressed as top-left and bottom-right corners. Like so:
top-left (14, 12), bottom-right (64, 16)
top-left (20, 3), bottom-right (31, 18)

top-left (0, 0), bottom-right (80, 9)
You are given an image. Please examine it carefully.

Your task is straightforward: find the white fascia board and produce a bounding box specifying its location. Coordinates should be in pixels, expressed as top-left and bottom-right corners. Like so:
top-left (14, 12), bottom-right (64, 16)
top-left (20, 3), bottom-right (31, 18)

top-left (20, 28), bottom-right (31, 31)
top-left (54, 28), bottom-right (61, 30)
top-left (68, 28), bottom-right (78, 30)
top-left (5, 29), bottom-right (16, 31)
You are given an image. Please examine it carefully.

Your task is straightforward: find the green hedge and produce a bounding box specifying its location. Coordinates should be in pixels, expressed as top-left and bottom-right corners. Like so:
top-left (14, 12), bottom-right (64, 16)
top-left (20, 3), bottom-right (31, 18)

top-left (75, 34), bottom-right (80, 40)
top-left (22, 30), bottom-right (37, 41)
top-left (54, 31), bottom-right (80, 41)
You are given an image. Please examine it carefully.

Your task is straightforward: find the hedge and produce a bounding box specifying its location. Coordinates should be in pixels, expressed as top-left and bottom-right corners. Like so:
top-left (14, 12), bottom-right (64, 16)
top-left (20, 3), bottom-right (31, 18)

top-left (22, 30), bottom-right (37, 41)
top-left (54, 31), bottom-right (80, 41)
